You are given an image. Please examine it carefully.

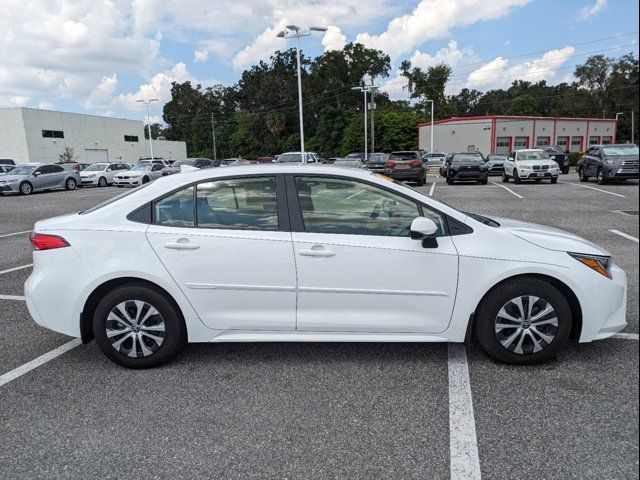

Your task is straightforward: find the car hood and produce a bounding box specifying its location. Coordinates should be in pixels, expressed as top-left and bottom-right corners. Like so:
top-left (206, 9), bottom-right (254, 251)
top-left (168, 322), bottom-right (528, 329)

top-left (451, 161), bottom-right (485, 168)
top-left (603, 154), bottom-right (639, 163)
top-left (80, 171), bottom-right (102, 176)
top-left (517, 160), bottom-right (559, 168)
top-left (487, 159), bottom-right (505, 165)
top-left (117, 171), bottom-right (145, 176)
top-left (0, 174), bottom-right (27, 182)
top-left (494, 217), bottom-right (610, 256)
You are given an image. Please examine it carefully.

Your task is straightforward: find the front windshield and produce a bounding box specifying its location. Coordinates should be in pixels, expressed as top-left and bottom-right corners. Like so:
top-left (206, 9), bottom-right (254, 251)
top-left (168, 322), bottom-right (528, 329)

top-left (518, 151), bottom-right (550, 161)
top-left (84, 163), bottom-right (108, 172)
top-left (172, 159), bottom-right (195, 167)
top-left (277, 153), bottom-right (304, 163)
top-left (603, 145), bottom-right (639, 156)
top-left (130, 164), bottom-right (151, 172)
top-left (6, 165), bottom-right (35, 175)
top-left (452, 153), bottom-right (484, 163)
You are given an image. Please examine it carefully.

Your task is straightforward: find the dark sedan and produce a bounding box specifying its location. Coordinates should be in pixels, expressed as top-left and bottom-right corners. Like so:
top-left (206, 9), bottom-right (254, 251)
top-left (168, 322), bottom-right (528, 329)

top-left (485, 154), bottom-right (507, 175)
top-left (578, 144), bottom-right (639, 184)
top-left (444, 152), bottom-right (488, 185)
top-left (536, 145), bottom-right (570, 174)
top-left (364, 152), bottom-right (390, 173)
top-left (161, 158), bottom-right (215, 175)
top-left (384, 151), bottom-right (427, 186)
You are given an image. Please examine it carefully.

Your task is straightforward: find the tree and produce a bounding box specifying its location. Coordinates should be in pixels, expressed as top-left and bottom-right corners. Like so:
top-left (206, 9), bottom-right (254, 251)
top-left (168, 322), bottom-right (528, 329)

top-left (144, 123), bottom-right (163, 139)
top-left (58, 147), bottom-right (75, 163)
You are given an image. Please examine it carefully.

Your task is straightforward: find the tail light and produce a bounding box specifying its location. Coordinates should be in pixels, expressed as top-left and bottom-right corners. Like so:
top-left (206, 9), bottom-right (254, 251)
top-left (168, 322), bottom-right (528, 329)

top-left (30, 232), bottom-right (70, 251)
top-left (385, 160), bottom-right (396, 167)
top-left (410, 159), bottom-right (422, 168)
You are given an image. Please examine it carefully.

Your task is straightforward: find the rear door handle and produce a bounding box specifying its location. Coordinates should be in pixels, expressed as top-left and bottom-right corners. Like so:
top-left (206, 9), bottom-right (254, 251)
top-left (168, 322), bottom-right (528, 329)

top-left (164, 239), bottom-right (200, 250)
top-left (299, 246), bottom-right (335, 257)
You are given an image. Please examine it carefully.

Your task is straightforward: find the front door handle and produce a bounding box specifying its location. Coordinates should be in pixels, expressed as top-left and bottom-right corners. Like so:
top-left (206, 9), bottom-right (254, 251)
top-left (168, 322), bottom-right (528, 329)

top-left (164, 239), bottom-right (200, 250)
top-left (299, 246), bottom-right (335, 257)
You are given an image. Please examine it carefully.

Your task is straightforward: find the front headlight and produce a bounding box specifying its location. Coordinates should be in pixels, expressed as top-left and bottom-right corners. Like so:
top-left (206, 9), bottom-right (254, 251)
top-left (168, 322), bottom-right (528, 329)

top-left (606, 159), bottom-right (615, 165)
top-left (569, 252), bottom-right (612, 279)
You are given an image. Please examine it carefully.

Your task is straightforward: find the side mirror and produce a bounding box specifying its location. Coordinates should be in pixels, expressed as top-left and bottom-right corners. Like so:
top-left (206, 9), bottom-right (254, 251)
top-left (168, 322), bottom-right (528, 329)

top-left (410, 217), bottom-right (439, 248)
top-left (33, 171), bottom-right (41, 177)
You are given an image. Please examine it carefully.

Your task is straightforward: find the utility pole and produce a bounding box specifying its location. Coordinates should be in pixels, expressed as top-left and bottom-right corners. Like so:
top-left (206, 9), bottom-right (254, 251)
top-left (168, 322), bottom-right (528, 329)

top-left (210, 113), bottom-right (218, 161)
top-left (277, 25), bottom-right (327, 162)
top-left (369, 76), bottom-right (376, 154)
top-left (352, 84), bottom-right (379, 162)
top-left (136, 98), bottom-right (158, 159)
top-left (425, 99), bottom-right (435, 153)
top-left (632, 111), bottom-right (635, 144)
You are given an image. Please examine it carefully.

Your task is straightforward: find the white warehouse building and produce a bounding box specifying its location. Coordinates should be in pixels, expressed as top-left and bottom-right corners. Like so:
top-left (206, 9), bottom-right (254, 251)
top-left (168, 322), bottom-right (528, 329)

top-left (418, 115), bottom-right (618, 155)
top-left (0, 107), bottom-right (187, 165)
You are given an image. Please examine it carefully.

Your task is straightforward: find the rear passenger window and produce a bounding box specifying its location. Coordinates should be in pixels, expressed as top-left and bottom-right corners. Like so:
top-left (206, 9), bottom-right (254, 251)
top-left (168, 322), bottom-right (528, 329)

top-left (196, 177), bottom-right (278, 231)
top-left (154, 187), bottom-right (195, 227)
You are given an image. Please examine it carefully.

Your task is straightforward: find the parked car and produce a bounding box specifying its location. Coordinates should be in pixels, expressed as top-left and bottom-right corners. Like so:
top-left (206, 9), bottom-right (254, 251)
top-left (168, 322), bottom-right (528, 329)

top-left (345, 152), bottom-right (365, 161)
top-left (255, 156), bottom-right (275, 164)
top-left (26, 164), bottom-right (627, 368)
top-left (0, 165), bottom-right (15, 175)
top-left (0, 163), bottom-right (79, 195)
top-left (422, 153), bottom-right (446, 167)
top-left (226, 159), bottom-right (255, 167)
top-left (275, 152), bottom-right (318, 163)
top-left (578, 144), bottom-right (639, 185)
top-left (535, 145), bottom-right (570, 174)
top-left (60, 162), bottom-right (91, 172)
top-left (364, 152), bottom-right (390, 173)
top-left (502, 149), bottom-right (560, 184)
top-left (443, 152), bottom-right (488, 185)
top-left (384, 151), bottom-right (427, 185)
top-left (80, 162), bottom-right (131, 187)
top-left (485, 154), bottom-right (507, 176)
top-left (0, 158), bottom-right (16, 166)
top-left (113, 163), bottom-right (164, 187)
top-left (161, 158), bottom-right (214, 176)
top-left (332, 159), bottom-right (368, 169)
top-left (138, 158), bottom-right (171, 167)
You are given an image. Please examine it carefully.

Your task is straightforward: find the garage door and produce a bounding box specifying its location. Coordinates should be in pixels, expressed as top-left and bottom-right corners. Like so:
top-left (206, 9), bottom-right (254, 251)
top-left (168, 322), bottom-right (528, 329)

top-left (85, 149), bottom-right (109, 163)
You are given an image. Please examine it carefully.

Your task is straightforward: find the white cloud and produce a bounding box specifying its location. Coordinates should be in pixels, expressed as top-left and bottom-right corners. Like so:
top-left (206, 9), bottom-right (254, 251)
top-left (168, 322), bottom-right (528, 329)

top-left (579, 0), bottom-right (607, 21)
top-left (233, 20), bottom-right (288, 70)
top-left (465, 46), bottom-right (576, 90)
top-left (355, 0), bottom-right (531, 60)
top-left (194, 50), bottom-right (209, 63)
top-left (83, 74), bottom-right (119, 110)
top-left (322, 26), bottom-right (347, 52)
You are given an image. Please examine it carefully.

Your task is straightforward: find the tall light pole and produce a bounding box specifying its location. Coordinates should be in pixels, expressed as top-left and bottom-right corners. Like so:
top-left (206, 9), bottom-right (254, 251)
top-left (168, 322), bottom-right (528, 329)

top-left (137, 98), bottom-right (158, 159)
top-left (425, 99), bottom-right (435, 153)
top-left (277, 25), bottom-right (327, 162)
top-left (352, 85), bottom-right (379, 162)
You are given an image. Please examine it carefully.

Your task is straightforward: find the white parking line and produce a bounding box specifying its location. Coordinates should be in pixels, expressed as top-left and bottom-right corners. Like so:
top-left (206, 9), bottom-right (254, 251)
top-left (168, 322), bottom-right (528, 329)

top-left (0, 230), bottom-right (32, 239)
top-left (0, 339), bottom-right (82, 388)
top-left (448, 343), bottom-right (481, 480)
top-left (490, 180), bottom-right (523, 199)
top-left (0, 264), bottom-right (33, 276)
top-left (559, 180), bottom-right (626, 198)
top-left (609, 229), bottom-right (639, 243)
top-left (75, 191), bottom-right (118, 198)
top-left (0, 294), bottom-right (26, 301)
top-left (429, 180), bottom-right (437, 197)
top-left (612, 332), bottom-right (639, 341)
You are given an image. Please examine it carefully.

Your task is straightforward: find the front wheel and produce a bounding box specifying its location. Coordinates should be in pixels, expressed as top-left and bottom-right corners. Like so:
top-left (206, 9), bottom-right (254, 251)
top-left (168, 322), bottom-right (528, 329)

top-left (20, 182), bottom-right (33, 195)
top-left (475, 278), bottom-right (572, 364)
top-left (93, 284), bottom-right (187, 368)
top-left (550, 177), bottom-right (558, 184)
top-left (562, 166), bottom-right (570, 174)
top-left (513, 171), bottom-right (522, 184)
top-left (65, 178), bottom-right (77, 191)
top-left (98, 176), bottom-right (108, 187)
top-left (142, 176), bottom-right (150, 184)
top-left (596, 168), bottom-right (607, 185)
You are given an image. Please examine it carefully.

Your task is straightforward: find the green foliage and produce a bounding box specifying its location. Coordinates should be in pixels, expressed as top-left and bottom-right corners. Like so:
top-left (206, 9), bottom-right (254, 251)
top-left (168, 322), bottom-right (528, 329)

top-left (58, 146), bottom-right (75, 163)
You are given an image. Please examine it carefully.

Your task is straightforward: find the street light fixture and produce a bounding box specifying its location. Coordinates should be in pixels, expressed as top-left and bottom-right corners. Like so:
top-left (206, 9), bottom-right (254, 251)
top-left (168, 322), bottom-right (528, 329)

top-left (136, 98), bottom-right (159, 160)
top-left (276, 24), bottom-right (327, 162)
top-left (615, 112), bottom-right (624, 121)
top-left (352, 85), bottom-right (379, 162)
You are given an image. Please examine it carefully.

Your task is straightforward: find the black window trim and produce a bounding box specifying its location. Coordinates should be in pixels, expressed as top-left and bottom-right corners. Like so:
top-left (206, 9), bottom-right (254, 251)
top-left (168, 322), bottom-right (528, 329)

top-left (140, 173), bottom-right (289, 232)
top-left (284, 173), bottom-right (471, 238)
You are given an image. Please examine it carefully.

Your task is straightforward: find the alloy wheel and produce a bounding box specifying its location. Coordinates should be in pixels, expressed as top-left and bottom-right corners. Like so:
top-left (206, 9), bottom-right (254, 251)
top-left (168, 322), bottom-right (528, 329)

top-left (106, 300), bottom-right (166, 358)
top-left (66, 179), bottom-right (76, 190)
top-left (98, 177), bottom-right (107, 187)
top-left (494, 295), bottom-right (558, 355)
top-left (20, 182), bottom-right (32, 195)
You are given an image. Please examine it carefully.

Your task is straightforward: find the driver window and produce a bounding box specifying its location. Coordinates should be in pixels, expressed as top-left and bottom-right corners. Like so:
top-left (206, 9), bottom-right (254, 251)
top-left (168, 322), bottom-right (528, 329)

top-left (294, 176), bottom-right (441, 237)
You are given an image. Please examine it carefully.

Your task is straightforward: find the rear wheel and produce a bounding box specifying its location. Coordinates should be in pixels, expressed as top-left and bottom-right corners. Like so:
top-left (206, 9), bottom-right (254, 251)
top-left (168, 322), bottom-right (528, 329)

top-left (562, 166), bottom-right (570, 174)
top-left (416, 174), bottom-right (425, 186)
top-left (19, 182), bottom-right (33, 195)
top-left (550, 177), bottom-right (558, 184)
top-left (93, 284), bottom-right (186, 368)
top-left (479, 177), bottom-right (488, 185)
top-left (578, 167), bottom-right (589, 182)
top-left (475, 278), bottom-right (572, 364)
top-left (65, 178), bottom-right (77, 190)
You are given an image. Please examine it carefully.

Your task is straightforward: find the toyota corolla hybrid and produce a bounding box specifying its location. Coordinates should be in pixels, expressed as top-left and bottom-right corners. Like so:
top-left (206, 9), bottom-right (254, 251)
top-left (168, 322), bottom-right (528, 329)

top-left (25, 165), bottom-right (627, 368)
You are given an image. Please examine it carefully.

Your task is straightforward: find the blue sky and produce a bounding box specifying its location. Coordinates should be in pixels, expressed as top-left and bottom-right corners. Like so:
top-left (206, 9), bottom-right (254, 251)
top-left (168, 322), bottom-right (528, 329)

top-left (0, 0), bottom-right (637, 123)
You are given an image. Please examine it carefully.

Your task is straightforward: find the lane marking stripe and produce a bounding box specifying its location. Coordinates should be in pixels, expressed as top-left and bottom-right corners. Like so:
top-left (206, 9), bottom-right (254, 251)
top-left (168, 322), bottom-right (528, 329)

top-left (490, 180), bottom-right (523, 199)
top-left (429, 180), bottom-right (437, 197)
top-left (0, 295), bottom-right (26, 301)
top-left (558, 180), bottom-right (626, 198)
top-left (612, 332), bottom-right (639, 341)
top-left (448, 343), bottom-right (482, 480)
top-left (609, 229), bottom-right (639, 243)
top-left (0, 230), bottom-right (32, 239)
top-left (0, 264), bottom-right (33, 276)
top-left (0, 339), bottom-right (82, 388)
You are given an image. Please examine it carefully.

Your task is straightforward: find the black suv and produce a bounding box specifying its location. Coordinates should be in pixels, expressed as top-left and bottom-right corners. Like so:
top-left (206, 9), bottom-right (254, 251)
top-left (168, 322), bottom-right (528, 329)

top-left (535, 146), bottom-right (569, 174)
top-left (578, 144), bottom-right (639, 184)
top-left (444, 152), bottom-right (488, 185)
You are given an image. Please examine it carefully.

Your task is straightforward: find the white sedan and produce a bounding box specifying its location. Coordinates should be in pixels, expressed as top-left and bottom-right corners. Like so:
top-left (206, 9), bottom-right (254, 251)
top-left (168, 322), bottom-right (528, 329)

top-left (25, 165), bottom-right (627, 368)
top-left (502, 149), bottom-right (561, 184)
top-left (113, 162), bottom-right (165, 187)
top-left (79, 162), bottom-right (131, 187)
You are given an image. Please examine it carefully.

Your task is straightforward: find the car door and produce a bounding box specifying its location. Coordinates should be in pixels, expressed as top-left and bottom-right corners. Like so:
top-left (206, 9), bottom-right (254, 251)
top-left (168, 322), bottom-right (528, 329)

top-left (505, 151), bottom-right (516, 175)
top-left (145, 174), bottom-right (297, 332)
top-left (288, 174), bottom-right (459, 334)
top-left (49, 164), bottom-right (68, 188)
top-left (32, 165), bottom-right (58, 190)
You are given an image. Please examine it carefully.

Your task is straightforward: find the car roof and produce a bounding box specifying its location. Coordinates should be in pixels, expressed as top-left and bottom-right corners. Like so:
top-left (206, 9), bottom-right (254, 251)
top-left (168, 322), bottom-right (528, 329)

top-left (516, 149), bottom-right (545, 153)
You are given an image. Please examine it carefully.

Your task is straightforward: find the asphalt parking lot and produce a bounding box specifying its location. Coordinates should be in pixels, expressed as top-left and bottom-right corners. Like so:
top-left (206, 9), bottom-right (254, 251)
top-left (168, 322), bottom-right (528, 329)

top-left (0, 174), bottom-right (638, 480)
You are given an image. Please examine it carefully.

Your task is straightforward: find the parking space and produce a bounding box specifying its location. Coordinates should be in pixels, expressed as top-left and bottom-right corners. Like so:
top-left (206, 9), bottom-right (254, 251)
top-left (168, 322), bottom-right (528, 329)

top-left (1, 176), bottom-right (638, 479)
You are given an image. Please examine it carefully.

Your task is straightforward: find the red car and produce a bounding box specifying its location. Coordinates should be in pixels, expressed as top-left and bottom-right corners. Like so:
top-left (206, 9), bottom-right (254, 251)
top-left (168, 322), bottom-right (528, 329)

top-left (384, 151), bottom-right (427, 186)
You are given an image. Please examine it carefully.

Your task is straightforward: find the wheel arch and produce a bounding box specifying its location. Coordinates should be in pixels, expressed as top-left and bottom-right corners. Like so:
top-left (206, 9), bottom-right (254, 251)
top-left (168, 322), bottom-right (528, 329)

top-left (80, 277), bottom-right (186, 344)
top-left (466, 273), bottom-right (583, 343)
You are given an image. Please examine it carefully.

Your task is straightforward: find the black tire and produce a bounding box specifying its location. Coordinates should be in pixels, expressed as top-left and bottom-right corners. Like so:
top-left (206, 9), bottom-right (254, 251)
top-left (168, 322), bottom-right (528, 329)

top-left (562, 166), bottom-right (570, 175)
top-left (596, 167), bottom-right (607, 185)
top-left (98, 176), bottom-right (108, 187)
top-left (479, 177), bottom-right (488, 185)
top-left (416, 174), bottom-right (425, 186)
top-left (578, 167), bottom-right (589, 182)
top-left (502, 172), bottom-right (510, 183)
top-left (475, 278), bottom-right (572, 364)
top-left (550, 177), bottom-right (558, 184)
top-left (65, 178), bottom-right (77, 191)
top-left (142, 176), bottom-right (150, 184)
top-left (513, 171), bottom-right (522, 184)
top-left (19, 182), bottom-right (33, 195)
top-left (446, 177), bottom-right (454, 185)
top-left (93, 284), bottom-right (187, 368)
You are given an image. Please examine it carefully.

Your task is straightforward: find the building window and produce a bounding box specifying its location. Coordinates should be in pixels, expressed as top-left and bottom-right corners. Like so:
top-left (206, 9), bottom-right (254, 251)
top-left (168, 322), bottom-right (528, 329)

top-left (536, 136), bottom-right (550, 146)
top-left (124, 135), bottom-right (139, 142)
top-left (589, 136), bottom-right (601, 145)
top-left (602, 136), bottom-right (613, 145)
top-left (570, 136), bottom-right (583, 153)
top-left (495, 137), bottom-right (511, 154)
top-left (514, 136), bottom-right (529, 149)
top-left (42, 130), bottom-right (64, 139)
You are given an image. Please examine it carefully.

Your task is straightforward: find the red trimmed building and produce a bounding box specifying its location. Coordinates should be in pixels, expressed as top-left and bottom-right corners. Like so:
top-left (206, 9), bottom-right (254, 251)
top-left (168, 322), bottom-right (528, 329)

top-left (418, 115), bottom-right (618, 155)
